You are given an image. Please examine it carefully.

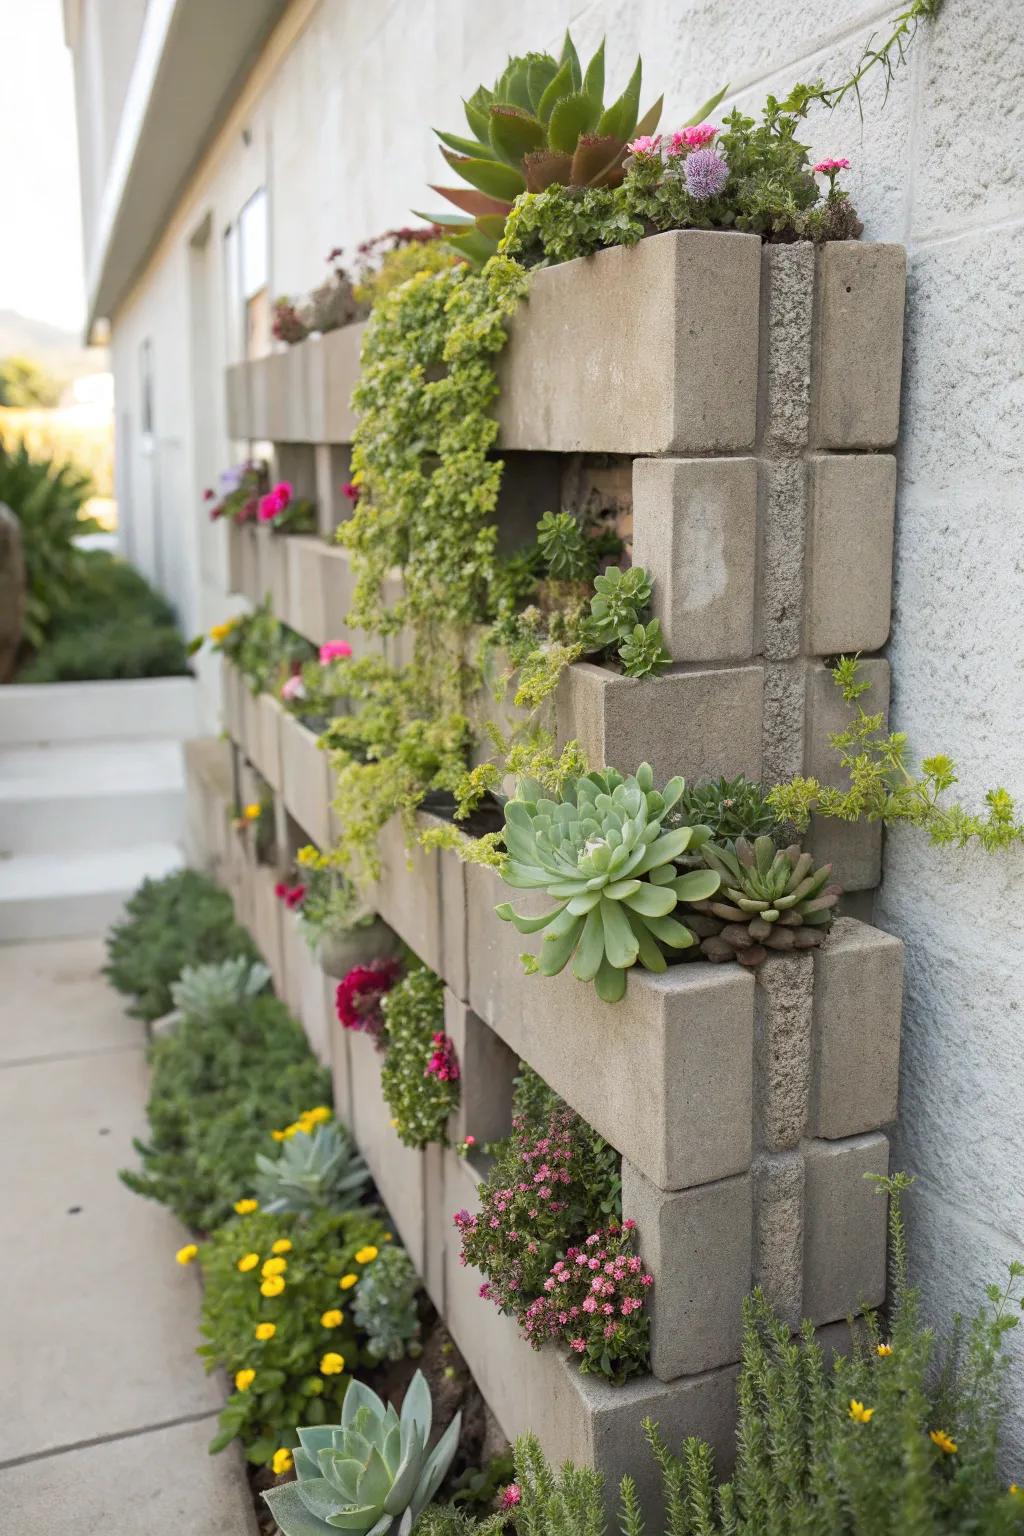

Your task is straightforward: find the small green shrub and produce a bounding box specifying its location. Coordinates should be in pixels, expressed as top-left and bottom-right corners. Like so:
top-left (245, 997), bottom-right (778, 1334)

top-left (120, 994), bottom-right (330, 1229)
top-left (197, 1206), bottom-right (388, 1464)
top-left (104, 868), bottom-right (258, 1021)
top-left (379, 967), bottom-right (459, 1149)
top-left (17, 548), bottom-right (190, 681)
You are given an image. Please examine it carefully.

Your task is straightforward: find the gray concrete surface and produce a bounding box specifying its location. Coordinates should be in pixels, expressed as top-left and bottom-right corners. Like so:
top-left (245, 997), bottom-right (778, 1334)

top-left (0, 938), bottom-right (254, 1532)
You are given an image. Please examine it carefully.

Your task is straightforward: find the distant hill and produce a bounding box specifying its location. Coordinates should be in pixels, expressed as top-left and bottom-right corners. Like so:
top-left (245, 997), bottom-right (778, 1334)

top-left (0, 309), bottom-right (108, 379)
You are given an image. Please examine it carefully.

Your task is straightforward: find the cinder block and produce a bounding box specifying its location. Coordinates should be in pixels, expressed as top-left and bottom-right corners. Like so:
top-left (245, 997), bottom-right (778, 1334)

top-left (274, 442), bottom-right (317, 503)
top-left (759, 242), bottom-right (815, 453)
top-left (320, 322), bottom-right (365, 444)
top-left (759, 459), bottom-right (807, 662)
top-left (289, 925), bottom-right (334, 1068)
top-left (279, 712), bottom-right (333, 848)
top-left (497, 230), bottom-right (761, 454)
top-left (752, 1150), bottom-right (804, 1329)
top-left (803, 658), bottom-right (890, 892)
top-left (366, 814), bottom-right (467, 987)
top-left (221, 660), bottom-right (245, 742)
top-left (240, 686), bottom-right (260, 769)
top-left (183, 737), bottom-right (232, 879)
top-left (631, 457), bottom-right (758, 660)
top-left (251, 865), bottom-right (285, 992)
top-left (811, 243), bottom-right (906, 450)
top-left (802, 1132), bottom-right (889, 1325)
top-left (315, 443), bottom-right (353, 535)
top-left (347, 1025), bottom-right (426, 1272)
top-left (255, 526), bottom-right (288, 615)
top-left (286, 536), bottom-right (328, 645)
top-left (809, 918), bottom-right (903, 1140)
top-left (621, 1163), bottom-right (752, 1380)
top-left (805, 456), bottom-right (896, 655)
top-left (557, 662), bottom-right (763, 784)
top-left (233, 524), bottom-right (260, 605)
top-left (761, 657), bottom-right (807, 786)
top-left (443, 991), bottom-right (517, 1148)
top-left (329, 992), bottom-right (353, 1131)
top-left (422, 1143), bottom-right (447, 1313)
top-left (225, 362), bottom-right (250, 441)
top-left (465, 862), bottom-right (755, 1191)
top-left (754, 953), bottom-right (814, 1151)
top-left (250, 692), bottom-right (283, 791)
top-left (225, 521), bottom-right (245, 595)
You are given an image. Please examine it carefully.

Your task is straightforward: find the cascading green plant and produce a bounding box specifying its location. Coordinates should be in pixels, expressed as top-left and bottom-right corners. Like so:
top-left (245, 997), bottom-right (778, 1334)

top-left (496, 763), bottom-right (720, 1001)
top-left (251, 1120), bottom-right (372, 1216)
top-left (262, 1372), bottom-right (461, 1536)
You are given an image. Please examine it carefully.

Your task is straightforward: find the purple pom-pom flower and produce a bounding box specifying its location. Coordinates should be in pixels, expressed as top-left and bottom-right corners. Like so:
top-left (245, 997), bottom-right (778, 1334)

top-left (684, 147), bottom-right (728, 201)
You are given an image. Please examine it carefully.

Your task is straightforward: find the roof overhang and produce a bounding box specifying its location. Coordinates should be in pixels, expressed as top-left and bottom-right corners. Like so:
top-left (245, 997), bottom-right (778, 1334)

top-left (83, 0), bottom-right (288, 335)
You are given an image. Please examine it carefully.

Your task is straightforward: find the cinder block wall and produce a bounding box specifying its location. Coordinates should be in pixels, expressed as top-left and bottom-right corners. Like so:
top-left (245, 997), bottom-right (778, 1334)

top-left (103, 0), bottom-right (1024, 1463)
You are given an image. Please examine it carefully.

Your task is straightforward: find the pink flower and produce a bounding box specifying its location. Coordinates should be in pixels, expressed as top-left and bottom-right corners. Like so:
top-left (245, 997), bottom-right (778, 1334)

top-left (319, 640), bottom-right (353, 664)
top-left (667, 123), bottom-right (718, 155)
top-left (258, 492), bottom-right (280, 522)
top-left (627, 133), bottom-right (662, 156)
top-left (813, 157), bottom-right (850, 174)
top-left (570, 1337), bottom-right (586, 1352)
top-left (274, 481), bottom-right (293, 501)
top-left (463, 1134), bottom-right (476, 1147)
top-left (280, 673), bottom-right (305, 702)
top-left (341, 481), bottom-right (359, 501)
top-left (284, 883), bottom-right (306, 910)
top-left (274, 881), bottom-right (288, 900)
top-left (203, 488), bottom-right (216, 502)
top-left (500, 1484), bottom-right (522, 1511)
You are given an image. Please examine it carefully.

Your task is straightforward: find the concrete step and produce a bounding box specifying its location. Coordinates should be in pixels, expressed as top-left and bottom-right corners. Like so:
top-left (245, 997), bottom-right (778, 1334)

top-left (0, 740), bottom-right (187, 855)
top-left (0, 677), bottom-right (198, 746)
top-left (0, 843), bottom-right (184, 941)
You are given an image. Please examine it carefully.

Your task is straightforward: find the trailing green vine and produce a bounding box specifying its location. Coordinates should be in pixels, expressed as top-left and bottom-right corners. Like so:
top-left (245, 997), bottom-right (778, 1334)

top-left (767, 658), bottom-right (1024, 852)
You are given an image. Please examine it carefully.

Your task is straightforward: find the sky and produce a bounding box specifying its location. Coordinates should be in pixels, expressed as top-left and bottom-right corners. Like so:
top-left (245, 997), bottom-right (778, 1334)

top-left (0, 0), bottom-right (87, 335)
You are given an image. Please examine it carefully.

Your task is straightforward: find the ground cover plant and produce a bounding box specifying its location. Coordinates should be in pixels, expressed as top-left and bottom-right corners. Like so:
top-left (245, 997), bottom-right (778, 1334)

top-left (104, 867), bottom-right (258, 1022)
top-left (196, 1206), bottom-right (390, 1464)
top-left (121, 996), bottom-right (331, 1230)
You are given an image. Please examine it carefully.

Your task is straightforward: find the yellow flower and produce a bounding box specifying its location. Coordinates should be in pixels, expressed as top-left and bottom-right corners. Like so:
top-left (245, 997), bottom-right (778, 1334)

top-left (849, 1400), bottom-right (875, 1424)
top-left (234, 1198), bottom-right (259, 1215)
top-left (237, 1252), bottom-right (260, 1273)
top-left (355, 1245), bottom-right (379, 1265)
top-left (320, 1352), bottom-right (345, 1375)
top-left (175, 1244), bottom-right (198, 1265)
top-left (339, 1273), bottom-right (358, 1291)
top-left (876, 1342), bottom-right (893, 1357)
top-left (271, 1239), bottom-right (293, 1256)
top-left (271, 1129), bottom-right (287, 1142)
top-left (255, 1322), bottom-right (277, 1341)
top-left (382, 1232), bottom-right (393, 1242)
top-left (261, 1275), bottom-right (286, 1298)
top-left (262, 1257), bottom-right (288, 1278)
top-left (235, 1368), bottom-right (256, 1392)
top-left (243, 802), bottom-right (261, 821)
top-left (389, 1118), bottom-right (399, 1128)
top-left (296, 845), bottom-right (319, 868)
top-left (271, 1448), bottom-right (294, 1476)
top-left (209, 621), bottom-right (233, 643)
top-left (1010, 1484), bottom-right (1021, 1497)
top-left (320, 1309), bottom-right (343, 1328)
top-left (304, 1106), bottom-right (332, 1125)
top-left (930, 1429), bottom-right (957, 1455)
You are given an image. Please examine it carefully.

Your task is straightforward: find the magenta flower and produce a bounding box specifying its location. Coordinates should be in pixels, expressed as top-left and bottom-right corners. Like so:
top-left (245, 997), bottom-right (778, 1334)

top-left (685, 147), bottom-right (729, 201)
top-left (257, 492), bottom-right (279, 522)
top-left (500, 1485), bottom-right (522, 1511)
top-left (425, 1031), bottom-right (460, 1083)
top-left (813, 157), bottom-right (850, 174)
top-left (626, 133), bottom-right (662, 156)
top-left (319, 640), bottom-right (353, 663)
top-left (667, 123), bottom-right (718, 155)
top-left (341, 481), bottom-right (359, 502)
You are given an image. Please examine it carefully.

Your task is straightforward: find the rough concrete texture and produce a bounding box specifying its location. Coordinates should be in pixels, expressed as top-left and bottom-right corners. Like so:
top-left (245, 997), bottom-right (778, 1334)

top-left (422, 1142), bottom-right (447, 1313)
top-left (1, 956), bottom-right (225, 1461)
top-left (238, 525), bottom-right (261, 607)
top-left (315, 443), bottom-right (354, 536)
top-left (621, 1163), bottom-right (753, 1379)
top-left (286, 534), bottom-right (329, 645)
top-left (224, 360), bottom-right (248, 443)
top-left (244, 353), bottom-right (272, 442)
top-left (329, 988), bottom-right (354, 1130)
top-left (253, 691), bottom-right (283, 791)
top-left (366, 814), bottom-right (468, 992)
top-left (347, 1025), bottom-right (427, 1271)
top-left (754, 952), bottom-right (814, 1151)
top-left (321, 322), bottom-right (365, 445)
top-left (759, 459), bottom-right (808, 662)
top-left (558, 661), bottom-right (764, 784)
top-left (811, 243), bottom-right (907, 450)
top-left (2, 1417), bottom-right (258, 1536)
top-left (444, 989), bottom-right (518, 1149)
top-left (465, 861), bottom-right (755, 1191)
top-left (753, 1150), bottom-right (805, 1329)
top-left (809, 917), bottom-right (903, 1140)
top-left (497, 230), bottom-right (761, 454)
top-left (280, 712), bottom-right (333, 850)
top-left (631, 457), bottom-right (758, 660)
top-left (442, 1150), bottom-right (739, 1524)
top-left (802, 1131), bottom-right (889, 1325)
top-left (183, 736), bottom-right (233, 882)
top-left (761, 657), bottom-right (808, 787)
top-left (250, 865), bottom-right (285, 995)
top-left (759, 242), bottom-right (814, 454)
top-left (804, 657), bottom-right (891, 892)
top-left (804, 454), bottom-right (896, 655)
top-left (225, 518), bottom-right (246, 596)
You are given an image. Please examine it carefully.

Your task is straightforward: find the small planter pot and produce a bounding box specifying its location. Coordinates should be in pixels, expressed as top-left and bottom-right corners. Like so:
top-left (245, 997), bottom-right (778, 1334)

top-left (316, 915), bottom-right (401, 980)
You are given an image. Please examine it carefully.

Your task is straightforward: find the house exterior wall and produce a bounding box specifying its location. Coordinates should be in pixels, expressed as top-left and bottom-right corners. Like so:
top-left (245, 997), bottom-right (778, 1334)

top-left (69, 0), bottom-right (1024, 1458)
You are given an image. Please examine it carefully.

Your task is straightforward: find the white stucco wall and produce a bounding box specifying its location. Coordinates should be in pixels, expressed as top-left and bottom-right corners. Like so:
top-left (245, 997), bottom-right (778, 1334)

top-left (86, 0), bottom-right (1024, 1455)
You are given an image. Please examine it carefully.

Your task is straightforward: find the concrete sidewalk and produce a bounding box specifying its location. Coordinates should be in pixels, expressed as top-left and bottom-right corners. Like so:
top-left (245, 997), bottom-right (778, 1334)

top-left (0, 938), bottom-right (256, 1534)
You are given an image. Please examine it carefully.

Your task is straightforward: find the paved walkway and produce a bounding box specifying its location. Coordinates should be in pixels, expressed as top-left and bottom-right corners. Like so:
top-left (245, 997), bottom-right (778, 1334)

top-left (0, 938), bottom-right (256, 1534)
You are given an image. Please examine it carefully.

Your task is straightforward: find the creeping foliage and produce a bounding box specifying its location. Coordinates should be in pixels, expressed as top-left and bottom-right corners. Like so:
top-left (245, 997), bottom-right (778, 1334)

top-left (379, 967), bottom-right (458, 1149)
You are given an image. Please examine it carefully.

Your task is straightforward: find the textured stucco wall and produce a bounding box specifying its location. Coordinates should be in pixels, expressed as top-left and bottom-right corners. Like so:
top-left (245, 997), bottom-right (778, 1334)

top-left (89, 0), bottom-right (1024, 1456)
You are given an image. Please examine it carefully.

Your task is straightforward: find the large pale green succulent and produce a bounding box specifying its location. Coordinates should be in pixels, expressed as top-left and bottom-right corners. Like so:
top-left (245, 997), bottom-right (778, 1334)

top-left (166, 956), bottom-right (271, 1026)
top-left (496, 763), bottom-right (721, 1002)
top-left (262, 1372), bottom-right (461, 1536)
top-left (252, 1121), bottom-right (371, 1216)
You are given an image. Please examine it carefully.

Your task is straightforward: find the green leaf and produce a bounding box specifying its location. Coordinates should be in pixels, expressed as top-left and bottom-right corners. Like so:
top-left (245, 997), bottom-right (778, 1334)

top-left (548, 92), bottom-right (601, 153)
top-left (502, 58), bottom-right (534, 112)
top-left (443, 229), bottom-right (500, 266)
top-left (489, 105), bottom-right (547, 166)
top-left (672, 869), bottom-right (722, 903)
top-left (527, 56), bottom-right (559, 112)
top-left (600, 894), bottom-right (639, 970)
top-left (536, 59), bottom-right (575, 125)
top-left (208, 1425), bottom-right (240, 1455)
top-left (596, 57), bottom-right (642, 140)
top-left (560, 30), bottom-right (582, 89)
top-left (246, 1436), bottom-right (277, 1465)
top-left (621, 882), bottom-right (677, 918)
top-left (538, 914), bottom-right (584, 975)
top-left (463, 95), bottom-right (492, 141)
top-left (644, 914), bottom-right (696, 950)
top-left (440, 149), bottom-right (525, 201)
top-left (684, 84), bottom-right (729, 127)
top-left (434, 128), bottom-right (499, 160)
top-left (583, 38), bottom-right (606, 104)
top-left (572, 906), bottom-right (605, 981)
top-left (263, 1482), bottom-right (341, 1536)
top-left (595, 954), bottom-right (628, 1003)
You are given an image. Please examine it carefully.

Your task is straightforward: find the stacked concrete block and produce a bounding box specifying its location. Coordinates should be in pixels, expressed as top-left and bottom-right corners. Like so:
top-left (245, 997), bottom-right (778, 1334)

top-left (279, 712), bottom-right (334, 852)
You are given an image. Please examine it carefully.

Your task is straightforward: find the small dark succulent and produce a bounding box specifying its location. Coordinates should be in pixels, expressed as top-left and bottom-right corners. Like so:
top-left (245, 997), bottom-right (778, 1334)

top-left (669, 775), bottom-right (780, 845)
top-left (677, 834), bottom-right (840, 967)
